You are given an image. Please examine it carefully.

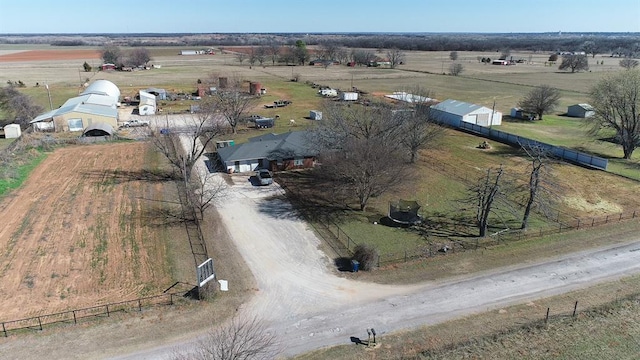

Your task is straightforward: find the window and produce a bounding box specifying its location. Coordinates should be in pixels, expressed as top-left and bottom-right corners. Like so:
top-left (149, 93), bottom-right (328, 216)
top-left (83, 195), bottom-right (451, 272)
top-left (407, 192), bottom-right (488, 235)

top-left (294, 158), bottom-right (304, 166)
top-left (67, 118), bottom-right (83, 132)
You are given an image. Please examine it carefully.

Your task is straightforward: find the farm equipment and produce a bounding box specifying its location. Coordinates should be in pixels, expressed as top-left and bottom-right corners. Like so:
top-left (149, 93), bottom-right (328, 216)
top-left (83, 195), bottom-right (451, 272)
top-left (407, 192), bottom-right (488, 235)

top-left (264, 100), bottom-right (292, 108)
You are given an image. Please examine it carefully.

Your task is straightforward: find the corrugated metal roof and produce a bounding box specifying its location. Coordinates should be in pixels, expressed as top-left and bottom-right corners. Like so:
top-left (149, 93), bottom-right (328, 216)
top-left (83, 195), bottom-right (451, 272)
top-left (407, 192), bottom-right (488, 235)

top-left (30, 102), bottom-right (118, 123)
top-left (431, 99), bottom-right (484, 116)
top-left (573, 103), bottom-right (594, 110)
top-left (62, 94), bottom-right (117, 108)
top-left (81, 80), bottom-right (120, 101)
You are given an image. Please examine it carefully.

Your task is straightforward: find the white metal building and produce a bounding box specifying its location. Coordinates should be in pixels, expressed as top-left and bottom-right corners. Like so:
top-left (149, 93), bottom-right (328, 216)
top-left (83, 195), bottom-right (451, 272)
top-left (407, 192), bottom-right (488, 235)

top-left (3, 124), bottom-right (21, 138)
top-left (138, 90), bottom-right (156, 116)
top-left (567, 104), bottom-right (595, 118)
top-left (430, 99), bottom-right (502, 127)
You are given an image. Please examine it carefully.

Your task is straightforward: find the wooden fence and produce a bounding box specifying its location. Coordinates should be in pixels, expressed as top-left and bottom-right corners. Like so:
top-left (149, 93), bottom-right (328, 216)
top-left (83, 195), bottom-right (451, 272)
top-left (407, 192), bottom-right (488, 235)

top-left (1, 292), bottom-right (180, 338)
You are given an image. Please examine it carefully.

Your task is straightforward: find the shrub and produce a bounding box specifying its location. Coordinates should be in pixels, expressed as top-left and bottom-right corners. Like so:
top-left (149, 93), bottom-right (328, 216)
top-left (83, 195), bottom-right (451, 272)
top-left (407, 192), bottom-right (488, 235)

top-left (353, 244), bottom-right (379, 271)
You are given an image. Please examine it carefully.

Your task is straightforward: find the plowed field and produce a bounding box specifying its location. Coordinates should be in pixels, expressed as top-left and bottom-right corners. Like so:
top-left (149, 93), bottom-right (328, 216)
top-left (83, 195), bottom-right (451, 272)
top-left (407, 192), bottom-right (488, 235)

top-left (0, 49), bottom-right (101, 62)
top-left (0, 142), bottom-right (175, 321)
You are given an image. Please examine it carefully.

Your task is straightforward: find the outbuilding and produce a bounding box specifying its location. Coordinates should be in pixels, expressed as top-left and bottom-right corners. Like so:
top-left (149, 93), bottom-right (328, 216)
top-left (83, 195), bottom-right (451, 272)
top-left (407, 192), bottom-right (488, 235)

top-left (340, 92), bottom-right (358, 101)
top-left (82, 123), bottom-right (114, 137)
top-left (3, 124), bottom-right (21, 138)
top-left (309, 110), bottom-right (322, 120)
top-left (138, 90), bottom-right (156, 116)
top-left (567, 103), bottom-right (595, 118)
top-left (430, 99), bottom-right (502, 127)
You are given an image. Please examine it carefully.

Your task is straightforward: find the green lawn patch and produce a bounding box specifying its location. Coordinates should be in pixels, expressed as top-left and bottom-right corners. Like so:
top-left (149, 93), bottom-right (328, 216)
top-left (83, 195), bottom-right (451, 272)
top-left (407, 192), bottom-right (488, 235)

top-left (0, 150), bottom-right (47, 196)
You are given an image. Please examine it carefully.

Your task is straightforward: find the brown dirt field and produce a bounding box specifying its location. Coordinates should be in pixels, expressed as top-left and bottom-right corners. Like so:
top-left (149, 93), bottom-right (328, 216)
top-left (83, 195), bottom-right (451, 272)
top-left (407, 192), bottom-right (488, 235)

top-left (0, 142), bottom-right (175, 321)
top-left (0, 50), bottom-right (101, 62)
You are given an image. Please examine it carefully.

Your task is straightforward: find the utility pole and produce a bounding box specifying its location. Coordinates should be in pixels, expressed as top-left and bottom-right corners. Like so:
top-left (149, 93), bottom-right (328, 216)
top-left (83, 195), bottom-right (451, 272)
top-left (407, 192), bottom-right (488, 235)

top-left (45, 83), bottom-right (53, 110)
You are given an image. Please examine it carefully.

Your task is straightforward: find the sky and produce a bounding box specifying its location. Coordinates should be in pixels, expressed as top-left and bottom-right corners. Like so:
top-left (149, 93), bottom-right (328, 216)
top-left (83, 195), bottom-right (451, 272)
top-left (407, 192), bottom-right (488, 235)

top-left (0, 0), bottom-right (639, 34)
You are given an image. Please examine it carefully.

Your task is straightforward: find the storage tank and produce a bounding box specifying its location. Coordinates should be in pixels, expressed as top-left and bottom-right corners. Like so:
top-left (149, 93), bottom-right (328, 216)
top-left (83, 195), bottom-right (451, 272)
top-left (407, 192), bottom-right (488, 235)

top-left (249, 82), bottom-right (262, 95)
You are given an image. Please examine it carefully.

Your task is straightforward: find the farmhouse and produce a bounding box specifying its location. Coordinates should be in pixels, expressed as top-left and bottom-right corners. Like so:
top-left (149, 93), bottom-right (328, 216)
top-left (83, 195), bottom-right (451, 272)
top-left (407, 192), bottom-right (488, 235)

top-left (567, 103), bottom-right (595, 118)
top-left (430, 99), bottom-right (502, 127)
top-left (217, 131), bottom-right (316, 173)
top-left (30, 80), bottom-right (120, 132)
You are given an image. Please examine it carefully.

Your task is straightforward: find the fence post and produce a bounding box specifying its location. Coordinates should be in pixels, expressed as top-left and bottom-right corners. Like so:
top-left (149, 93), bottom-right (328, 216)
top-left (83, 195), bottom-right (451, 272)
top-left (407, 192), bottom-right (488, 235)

top-left (73, 310), bottom-right (77, 324)
top-left (573, 301), bottom-right (578, 317)
top-left (605, 215), bottom-right (609, 223)
top-left (38, 316), bottom-right (42, 331)
top-left (170, 294), bottom-right (174, 305)
top-left (545, 307), bottom-right (550, 325)
top-left (577, 220), bottom-right (580, 230)
top-left (591, 218), bottom-right (595, 227)
top-left (106, 305), bottom-right (110, 317)
top-left (347, 236), bottom-right (350, 250)
top-left (619, 213), bottom-right (623, 221)
top-left (633, 210), bottom-right (637, 219)
top-left (2, 322), bottom-right (6, 337)
top-left (138, 299), bottom-right (142, 312)
top-left (404, 250), bottom-right (407, 262)
top-left (559, 224), bottom-right (562, 233)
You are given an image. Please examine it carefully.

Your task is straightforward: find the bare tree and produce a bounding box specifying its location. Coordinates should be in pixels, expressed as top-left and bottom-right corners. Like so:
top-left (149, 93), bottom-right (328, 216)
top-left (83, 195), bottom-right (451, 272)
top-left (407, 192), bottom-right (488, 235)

top-left (351, 49), bottom-right (376, 66)
top-left (235, 51), bottom-right (247, 64)
top-left (319, 41), bottom-right (339, 60)
top-left (386, 48), bottom-right (405, 69)
top-left (517, 85), bottom-right (561, 121)
top-left (101, 44), bottom-right (122, 65)
top-left (620, 58), bottom-right (639, 70)
top-left (589, 70), bottom-right (640, 159)
top-left (449, 63), bottom-right (464, 76)
top-left (335, 47), bottom-right (349, 64)
top-left (559, 54), bottom-right (589, 73)
top-left (449, 51), bottom-right (458, 61)
top-left (173, 316), bottom-right (279, 360)
top-left (465, 166), bottom-right (513, 237)
top-left (187, 172), bottom-right (228, 221)
top-left (153, 98), bottom-right (224, 181)
top-left (127, 47), bottom-right (152, 67)
top-left (581, 40), bottom-right (600, 58)
top-left (212, 78), bottom-right (258, 134)
top-left (517, 143), bottom-right (559, 230)
top-left (267, 42), bottom-right (280, 65)
top-left (499, 49), bottom-right (511, 60)
top-left (393, 87), bottom-right (443, 163)
top-left (255, 46), bottom-right (268, 66)
top-left (0, 86), bottom-right (44, 128)
top-left (248, 47), bottom-right (257, 67)
top-left (311, 102), bottom-right (410, 211)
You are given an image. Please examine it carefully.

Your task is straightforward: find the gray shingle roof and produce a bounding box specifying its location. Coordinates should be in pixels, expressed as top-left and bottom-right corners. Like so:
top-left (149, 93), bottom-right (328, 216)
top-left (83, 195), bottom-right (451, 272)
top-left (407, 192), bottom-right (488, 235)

top-left (218, 131), bottom-right (315, 163)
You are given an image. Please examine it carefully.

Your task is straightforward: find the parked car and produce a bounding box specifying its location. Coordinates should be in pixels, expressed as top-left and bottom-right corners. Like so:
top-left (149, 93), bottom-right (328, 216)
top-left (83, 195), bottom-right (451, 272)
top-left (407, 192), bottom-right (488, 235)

top-left (256, 169), bottom-right (273, 185)
top-left (121, 119), bottom-right (150, 127)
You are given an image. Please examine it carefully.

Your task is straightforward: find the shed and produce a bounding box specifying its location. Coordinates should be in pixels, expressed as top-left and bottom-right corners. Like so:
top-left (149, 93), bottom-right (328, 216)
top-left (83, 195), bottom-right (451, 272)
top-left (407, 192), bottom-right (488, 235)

top-left (567, 103), bottom-right (595, 118)
top-left (82, 123), bottom-right (114, 137)
top-left (340, 92), bottom-right (358, 101)
top-left (309, 110), bottom-right (322, 121)
top-left (3, 124), bottom-right (21, 138)
top-left (144, 88), bottom-right (167, 100)
top-left (138, 90), bottom-right (156, 116)
top-left (430, 99), bottom-right (502, 127)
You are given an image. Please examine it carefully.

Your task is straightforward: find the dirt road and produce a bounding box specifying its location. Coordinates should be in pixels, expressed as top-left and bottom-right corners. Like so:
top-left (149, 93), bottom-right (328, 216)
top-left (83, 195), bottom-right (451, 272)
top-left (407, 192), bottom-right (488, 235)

top-left (110, 156), bottom-right (640, 359)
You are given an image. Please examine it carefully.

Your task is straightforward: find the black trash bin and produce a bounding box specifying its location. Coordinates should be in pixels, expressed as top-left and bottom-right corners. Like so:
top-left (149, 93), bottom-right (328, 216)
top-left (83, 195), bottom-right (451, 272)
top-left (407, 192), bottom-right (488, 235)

top-left (351, 260), bottom-right (360, 272)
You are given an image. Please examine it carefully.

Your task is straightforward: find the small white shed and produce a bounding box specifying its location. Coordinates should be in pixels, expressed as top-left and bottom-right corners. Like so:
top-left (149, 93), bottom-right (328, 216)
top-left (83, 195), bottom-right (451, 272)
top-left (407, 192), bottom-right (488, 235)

top-left (3, 124), bottom-right (21, 138)
top-left (340, 92), bottom-right (358, 101)
top-left (567, 104), bottom-right (595, 118)
top-left (309, 110), bottom-right (322, 120)
top-left (138, 90), bottom-right (156, 116)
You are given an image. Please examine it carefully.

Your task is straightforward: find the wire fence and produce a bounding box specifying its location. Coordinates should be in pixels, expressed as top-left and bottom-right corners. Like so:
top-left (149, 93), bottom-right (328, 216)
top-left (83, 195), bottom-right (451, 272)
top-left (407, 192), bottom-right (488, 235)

top-left (1, 292), bottom-right (183, 338)
top-left (276, 172), bottom-right (639, 268)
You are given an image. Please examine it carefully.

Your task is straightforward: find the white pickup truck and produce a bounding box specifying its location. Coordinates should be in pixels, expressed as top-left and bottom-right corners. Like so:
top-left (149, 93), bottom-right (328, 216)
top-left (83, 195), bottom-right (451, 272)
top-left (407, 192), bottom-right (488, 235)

top-left (121, 119), bottom-right (150, 127)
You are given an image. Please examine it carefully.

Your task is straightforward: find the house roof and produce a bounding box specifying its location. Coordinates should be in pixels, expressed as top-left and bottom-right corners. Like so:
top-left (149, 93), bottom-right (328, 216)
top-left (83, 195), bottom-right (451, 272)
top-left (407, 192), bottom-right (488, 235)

top-left (431, 99), bottom-right (485, 116)
top-left (570, 103), bottom-right (594, 111)
top-left (218, 131), bottom-right (315, 163)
